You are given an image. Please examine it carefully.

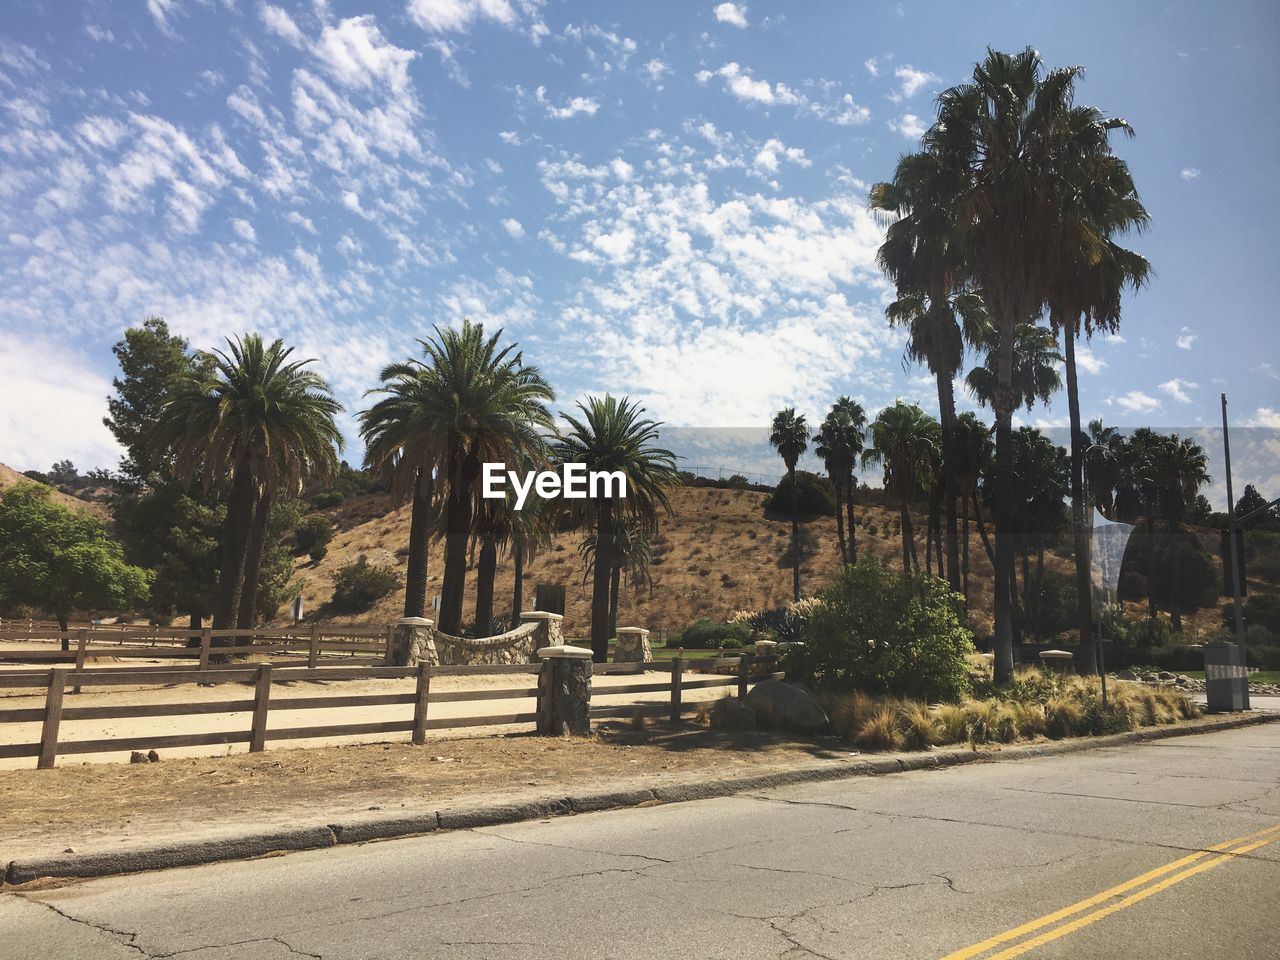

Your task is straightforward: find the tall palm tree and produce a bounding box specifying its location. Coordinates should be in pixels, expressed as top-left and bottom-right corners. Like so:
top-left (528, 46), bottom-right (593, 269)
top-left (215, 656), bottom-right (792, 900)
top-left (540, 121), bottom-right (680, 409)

top-left (1084, 419), bottom-right (1125, 517)
top-left (872, 145), bottom-right (988, 594)
top-left (770, 408), bottom-right (810, 601)
top-left (362, 321), bottom-right (554, 635)
top-left (161, 334), bottom-right (342, 631)
top-left (863, 401), bottom-right (941, 577)
top-left (832, 397), bottom-right (867, 561)
top-left (965, 324), bottom-right (1063, 412)
top-left (507, 479), bottom-right (558, 629)
top-left (1150, 435), bottom-right (1210, 631)
top-left (925, 47), bottom-right (1119, 681)
top-left (552, 395), bottom-right (679, 661)
top-left (814, 402), bottom-right (862, 564)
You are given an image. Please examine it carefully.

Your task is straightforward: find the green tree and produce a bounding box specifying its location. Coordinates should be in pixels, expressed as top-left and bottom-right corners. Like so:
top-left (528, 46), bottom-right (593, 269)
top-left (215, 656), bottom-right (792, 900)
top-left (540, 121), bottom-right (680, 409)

top-left (815, 398), bottom-right (867, 565)
top-left (0, 485), bottom-right (151, 643)
top-left (552, 395), bottom-right (679, 661)
top-left (160, 334), bottom-right (343, 631)
top-left (770, 408), bottom-right (810, 601)
top-left (863, 401), bottom-right (941, 577)
top-left (104, 317), bottom-right (196, 480)
top-left (362, 321), bottom-right (554, 635)
top-left (1149, 434), bottom-right (1211, 631)
top-left (953, 411), bottom-right (994, 605)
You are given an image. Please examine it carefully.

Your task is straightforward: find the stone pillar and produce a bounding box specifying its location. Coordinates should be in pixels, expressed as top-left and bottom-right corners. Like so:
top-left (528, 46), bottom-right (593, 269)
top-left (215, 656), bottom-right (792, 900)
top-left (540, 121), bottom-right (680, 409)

top-left (613, 627), bottom-right (651, 663)
top-left (519, 611), bottom-right (564, 657)
top-left (395, 617), bottom-right (437, 667)
top-left (537, 644), bottom-right (593, 736)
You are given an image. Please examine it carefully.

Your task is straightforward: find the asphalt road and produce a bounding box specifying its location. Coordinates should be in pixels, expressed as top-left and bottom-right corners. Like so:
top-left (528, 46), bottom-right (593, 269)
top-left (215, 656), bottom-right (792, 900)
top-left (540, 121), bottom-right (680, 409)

top-left (2, 723), bottom-right (1277, 960)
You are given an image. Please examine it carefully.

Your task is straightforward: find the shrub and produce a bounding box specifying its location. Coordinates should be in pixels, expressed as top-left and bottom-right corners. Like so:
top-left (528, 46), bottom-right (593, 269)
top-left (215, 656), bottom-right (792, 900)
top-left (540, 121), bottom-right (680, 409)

top-left (310, 490), bottom-right (345, 510)
top-left (1248, 643), bottom-right (1280, 670)
top-left (295, 516), bottom-right (335, 559)
top-left (675, 619), bottom-right (752, 649)
top-left (1230, 594), bottom-right (1280, 641)
top-left (777, 525), bottom-right (820, 567)
top-left (329, 557), bottom-right (400, 613)
top-left (854, 705), bottom-right (902, 751)
top-left (934, 704), bottom-right (969, 745)
top-left (897, 702), bottom-right (938, 750)
top-left (1045, 697), bottom-right (1086, 739)
top-left (1022, 570), bottom-right (1078, 640)
top-left (765, 470), bottom-right (836, 517)
top-left (1118, 527), bottom-right (1218, 614)
top-left (1147, 644), bottom-right (1206, 673)
top-left (785, 558), bottom-right (973, 703)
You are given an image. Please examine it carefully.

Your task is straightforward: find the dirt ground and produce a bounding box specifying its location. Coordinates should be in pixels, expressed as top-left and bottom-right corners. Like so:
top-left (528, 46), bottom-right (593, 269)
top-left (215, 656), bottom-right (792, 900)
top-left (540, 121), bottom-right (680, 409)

top-left (0, 723), bottom-right (851, 861)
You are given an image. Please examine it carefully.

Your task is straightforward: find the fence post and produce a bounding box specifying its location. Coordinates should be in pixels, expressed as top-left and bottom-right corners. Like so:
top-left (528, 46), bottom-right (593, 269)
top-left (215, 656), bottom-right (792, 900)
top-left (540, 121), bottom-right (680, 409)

top-left (72, 630), bottom-right (88, 694)
top-left (737, 653), bottom-right (753, 700)
top-left (38, 669), bottom-right (67, 769)
top-left (669, 650), bottom-right (684, 723)
top-left (249, 665), bottom-right (272, 753)
top-left (198, 629), bottom-right (212, 671)
top-left (308, 625), bottom-right (320, 669)
top-left (412, 661), bottom-right (432, 745)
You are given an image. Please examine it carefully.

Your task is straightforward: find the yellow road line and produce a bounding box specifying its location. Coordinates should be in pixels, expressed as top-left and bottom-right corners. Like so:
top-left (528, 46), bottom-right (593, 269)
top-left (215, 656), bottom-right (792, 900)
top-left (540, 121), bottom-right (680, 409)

top-left (940, 822), bottom-right (1280, 960)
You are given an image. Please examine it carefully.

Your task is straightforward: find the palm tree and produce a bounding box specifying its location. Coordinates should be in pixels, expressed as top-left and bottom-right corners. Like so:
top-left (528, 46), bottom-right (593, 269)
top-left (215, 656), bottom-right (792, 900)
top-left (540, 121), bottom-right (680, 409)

top-left (161, 334), bottom-right (342, 631)
top-left (552, 395), bottom-right (679, 661)
top-left (965, 324), bottom-right (1063, 412)
top-left (863, 401), bottom-right (941, 577)
top-left (1084, 419), bottom-right (1124, 517)
top-left (814, 402), bottom-right (863, 564)
top-left (507, 480), bottom-right (558, 629)
top-left (872, 145), bottom-right (988, 593)
top-left (579, 513), bottom-right (654, 640)
top-left (832, 397), bottom-right (867, 561)
top-left (361, 321), bottom-right (554, 635)
top-left (953, 411), bottom-right (994, 605)
top-left (770, 408), bottom-right (810, 601)
top-left (925, 47), bottom-right (1120, 681)
top-left (1150, 435), bottom-right (1210, 631)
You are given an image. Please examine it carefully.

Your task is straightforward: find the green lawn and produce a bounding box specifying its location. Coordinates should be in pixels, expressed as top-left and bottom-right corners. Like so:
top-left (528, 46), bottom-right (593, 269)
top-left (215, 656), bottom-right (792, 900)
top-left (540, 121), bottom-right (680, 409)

top-left (1178, 670), bottom-right (1280, 685)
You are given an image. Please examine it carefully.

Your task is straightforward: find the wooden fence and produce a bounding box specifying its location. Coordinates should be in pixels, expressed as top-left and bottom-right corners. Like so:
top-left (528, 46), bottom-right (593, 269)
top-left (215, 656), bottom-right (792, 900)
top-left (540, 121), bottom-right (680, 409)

top-left (0, 654), bottom-right (782, 769)
top-left (0, 626), bottom-right (397, 671)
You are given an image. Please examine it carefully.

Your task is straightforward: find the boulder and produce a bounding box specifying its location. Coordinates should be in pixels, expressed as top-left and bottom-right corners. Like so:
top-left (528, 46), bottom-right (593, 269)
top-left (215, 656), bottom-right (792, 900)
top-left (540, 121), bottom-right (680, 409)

top-left (709, 697), bottom-right (757, 731)
top-left (743, 679), bottom-right (828, 735)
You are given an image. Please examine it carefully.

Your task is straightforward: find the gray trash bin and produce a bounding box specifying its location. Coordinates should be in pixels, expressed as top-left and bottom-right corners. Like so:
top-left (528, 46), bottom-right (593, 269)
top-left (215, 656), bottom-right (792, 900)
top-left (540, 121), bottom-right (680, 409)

top-left (1204, 642), bottom-right (1247, 712)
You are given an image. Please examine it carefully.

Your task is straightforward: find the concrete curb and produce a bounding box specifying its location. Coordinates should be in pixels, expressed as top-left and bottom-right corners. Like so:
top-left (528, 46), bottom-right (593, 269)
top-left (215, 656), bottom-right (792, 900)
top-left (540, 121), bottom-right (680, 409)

top-left (5, 711), bottom-right (1276, 886)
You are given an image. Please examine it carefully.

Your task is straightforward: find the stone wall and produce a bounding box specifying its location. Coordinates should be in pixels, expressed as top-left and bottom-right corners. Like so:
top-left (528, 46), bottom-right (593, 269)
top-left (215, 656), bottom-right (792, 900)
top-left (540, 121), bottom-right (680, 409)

top-left (433, 621), bottom-right (541, 665)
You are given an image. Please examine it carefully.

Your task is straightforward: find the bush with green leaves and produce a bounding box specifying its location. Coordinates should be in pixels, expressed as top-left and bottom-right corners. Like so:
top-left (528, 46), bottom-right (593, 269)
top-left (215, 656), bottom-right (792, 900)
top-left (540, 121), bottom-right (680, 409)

top-left (785, 557), bottom-right (974, 702)
top-left (674, 619), bottom-right (752, 649)
top-left (295, 516), bottom-right (335, 560)
top-left (1147, 644), bottom-right (1207, 673)
top-left (764, 470), bottom-right (836, 517)
top-left (329, 557), bottom-right (400, 613)
top-left (1118, 528), bottom-right (1218, 614)
top-left (1227, 593), bottom-right (1280, 642)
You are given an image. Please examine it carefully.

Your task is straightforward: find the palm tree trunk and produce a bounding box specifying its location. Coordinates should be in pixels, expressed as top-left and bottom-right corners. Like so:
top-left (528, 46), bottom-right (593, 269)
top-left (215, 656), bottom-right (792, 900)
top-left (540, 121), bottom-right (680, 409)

top-left (403, 468), bottom-right (432, 619)
top-left (608, 560), bottom-right (621, 640)
top-left (833, 476), bottom-right (848, 564)
top-left (937, 369), bottom-right (961, 591)
top-left (925, 508), bottom-right (934, 576)
top-left (212, 465), bottom-right (255, 632)
top-left (900, 506), bottom-right (913, 575)
top-left (439, 483), bottom-right (471, 635)
top-left (962, 493), bottom-right (971, 606)
top-left (992, 357), bottom-right (1016, 683)
top-left (590, 508), bottom-right (615, 662)
top-left (846, 475), bottom-right (857, 562)
top-left (473, 536), bottom-right (497, 635)
top-left (1145, 514), bottom-right (1158, 622)
top-left (1170, 524), bottom-right (1184, 632)
top-left (510, 541), bottom-right (525, 630)
top-left (789, 465), bottom-right (801, 601)
top-left (1062, 321), bottom-right (1097, 673)
top-left (973, 493), bottom-right (996, 569)
top-left (236, 487), bottom-right (275, 631)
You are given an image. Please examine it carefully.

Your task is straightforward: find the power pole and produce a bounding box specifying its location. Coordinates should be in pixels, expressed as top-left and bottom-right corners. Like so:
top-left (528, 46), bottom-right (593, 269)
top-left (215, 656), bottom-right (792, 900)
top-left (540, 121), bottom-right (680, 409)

top-left (1221, 393), bottom-right (1249, 710)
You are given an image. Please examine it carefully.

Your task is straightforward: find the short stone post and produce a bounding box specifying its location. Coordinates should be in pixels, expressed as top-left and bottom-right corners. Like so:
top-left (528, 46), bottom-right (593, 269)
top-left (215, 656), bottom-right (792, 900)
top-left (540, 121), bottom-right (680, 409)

top-left (1039, 649), bottom-right (1074, 674)
top-left (536, 644), bottom-right (593, 736)
top-left (395, 617), bottom-right (437, 667)
top-left (519, 611), bottom-right (565, 657)
top-left (613, 627), bottom-right (651, 663)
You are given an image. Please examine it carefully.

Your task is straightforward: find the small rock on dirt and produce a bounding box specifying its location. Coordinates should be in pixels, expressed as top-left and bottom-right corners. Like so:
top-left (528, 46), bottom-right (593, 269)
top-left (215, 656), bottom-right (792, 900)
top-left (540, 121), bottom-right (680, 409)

top-left (709, 697), bottom-right (757, 731)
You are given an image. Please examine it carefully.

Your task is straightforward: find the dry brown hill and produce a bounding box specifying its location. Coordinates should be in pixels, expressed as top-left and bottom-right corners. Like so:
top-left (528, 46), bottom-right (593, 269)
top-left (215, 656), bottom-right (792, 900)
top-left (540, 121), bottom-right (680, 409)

top-left (284, 485), bottom-right (1008, 640)
top-left (0, 462), bottom-right (109, 520)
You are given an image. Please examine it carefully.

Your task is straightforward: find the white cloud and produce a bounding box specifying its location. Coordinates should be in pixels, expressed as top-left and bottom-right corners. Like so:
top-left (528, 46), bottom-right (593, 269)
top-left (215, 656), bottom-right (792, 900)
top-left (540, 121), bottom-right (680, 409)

top-left (1244, 407), bottom-right (1280, 428)
top-left (644, 59), bottom-right (670, 83)
top-left (501, 217), bottom-right (524, 238)
top-left (753, 138), bottom-right (809, 173)
top-left (0, 333), bottom-right (123, 470)
top-left (713, 3), bottom-right (749, 28)
top-left (1176, 326), bottom-right (1198, 350)
top-left (230, 218), bottom-right (257, 243)
top-left (284, 211), bottom-right (317, 234)
top-left (533, 85), bottom-right (599, 119)
top-left (314, 16), bottom-right (417, 94)
top-left (1074, 345), bottom-right (1106, 375)
top-left (863, 56), bottom-right (881, 77)
top-left (1111, 390), bottom-right (1162, 414)
top-left (260, 4), bottom-right (306, 48)
top-left (147, 0), bottom-right (181, 36)
top-left (84, 24), bottom-right (115, 43)
top-left (1159, 378), bottom-right (1199, 403)
top-left (1180, 167), bottom-right (1201, 181)
top-left (406, 0), bottom-right (518, 33)
top-left (891, 65), bottom-right (940, 101)
top-left (888, 113), bottom-right (924, 139)
top-left (698, 63), bottom-right (868, 124)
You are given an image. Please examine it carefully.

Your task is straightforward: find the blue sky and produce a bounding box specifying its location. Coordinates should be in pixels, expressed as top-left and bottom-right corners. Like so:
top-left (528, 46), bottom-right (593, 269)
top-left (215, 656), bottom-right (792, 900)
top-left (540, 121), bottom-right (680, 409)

top-left (1, 1), bottom-right (1277, 504)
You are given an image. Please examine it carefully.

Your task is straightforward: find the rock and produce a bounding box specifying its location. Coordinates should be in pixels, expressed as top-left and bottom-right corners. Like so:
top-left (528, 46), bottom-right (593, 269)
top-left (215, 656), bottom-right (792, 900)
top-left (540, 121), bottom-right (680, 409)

top-left (743, 679), bottom-right (828, 735)
top-left (1116, 670), bottom-right (1138, 681)
top-left (147, 749), bottom-right (160, 762)
top-left (709, 697), bottom-right (757, 731)
top-left (1158, 671), bottom-right (1175, 681)
top-left (1174, 675), bottom-right (1188, 686)
top-left (130, 751), bottom-right (148, 764)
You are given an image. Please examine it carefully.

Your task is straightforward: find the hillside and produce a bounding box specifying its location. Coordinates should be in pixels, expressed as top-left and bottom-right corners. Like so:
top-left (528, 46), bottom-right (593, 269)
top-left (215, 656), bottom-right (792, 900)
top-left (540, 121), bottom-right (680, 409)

top-left (282, 485), bottom-right (1010, 639)
top-left (0, 462), bottom-right (110, 520)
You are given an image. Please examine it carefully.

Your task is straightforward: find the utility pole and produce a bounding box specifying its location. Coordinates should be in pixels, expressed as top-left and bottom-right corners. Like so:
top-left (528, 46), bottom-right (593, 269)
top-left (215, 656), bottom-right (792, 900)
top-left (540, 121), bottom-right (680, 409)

top-left (1221, 393), bottom-right (1249, 710)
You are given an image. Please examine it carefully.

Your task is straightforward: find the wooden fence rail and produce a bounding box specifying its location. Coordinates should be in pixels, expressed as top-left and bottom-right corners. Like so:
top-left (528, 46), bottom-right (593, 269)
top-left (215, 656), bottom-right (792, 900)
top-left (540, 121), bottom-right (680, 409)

top-left (1, 654), bottom-right (781, 768)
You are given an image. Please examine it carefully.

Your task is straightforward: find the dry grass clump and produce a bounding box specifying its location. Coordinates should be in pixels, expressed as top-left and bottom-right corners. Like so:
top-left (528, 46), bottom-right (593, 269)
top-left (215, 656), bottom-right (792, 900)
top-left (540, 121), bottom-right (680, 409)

top-left (854, 704), bottom-right (903, 751)
top-left (897, 702), bottom-right (939, 750)
top-left (934, 703), bottom-right (969, 744)
top-left (1045, 696), bottom-right (1087, 739)
top-left (1009, 701), bottom-right (1047, 739)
